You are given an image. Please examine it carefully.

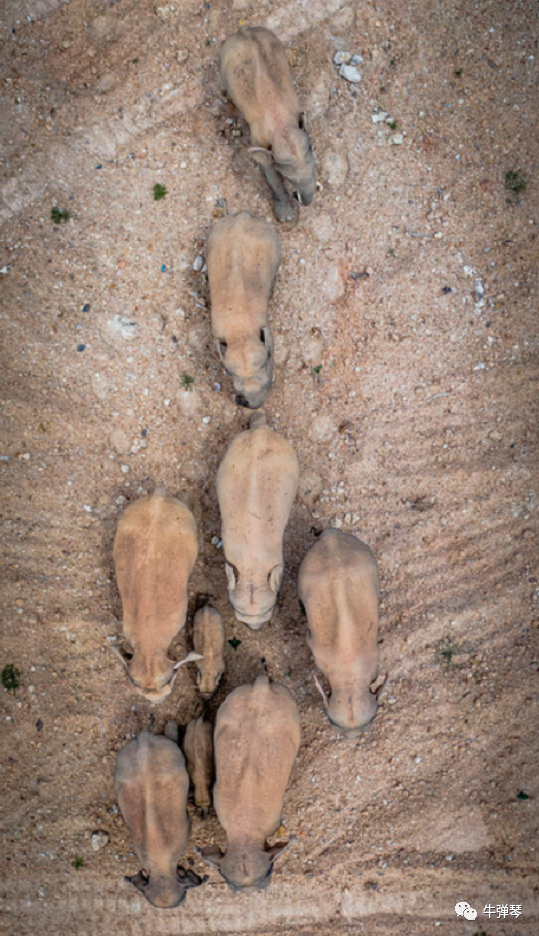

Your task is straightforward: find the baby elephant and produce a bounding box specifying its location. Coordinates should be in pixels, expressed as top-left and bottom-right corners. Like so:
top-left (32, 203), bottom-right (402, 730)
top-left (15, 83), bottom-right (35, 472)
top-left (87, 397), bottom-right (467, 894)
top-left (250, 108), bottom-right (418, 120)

top-left (298, 529), bottom-right (381, 737)
top-left (193, 604), bottom-right (225, 699)
top-left (216, 412), bottom-right (299, 628)
top-left (183, 714), bottom-right (214, 817)
top-left (113, 489), bottom-right (202, 703)
top-left (220, 26), bottom-right (316, 222)
top-left (207, 211), bottom-right (281, 409)
top-left (198, 675), bottom-right (300, 891)
top-left (115, 723), bottom-right (206, 908)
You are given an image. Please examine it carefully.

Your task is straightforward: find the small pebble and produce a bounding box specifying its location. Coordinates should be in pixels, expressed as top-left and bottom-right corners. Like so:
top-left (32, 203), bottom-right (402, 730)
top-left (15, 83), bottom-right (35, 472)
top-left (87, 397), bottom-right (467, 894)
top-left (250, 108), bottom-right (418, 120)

top-left (82, 303), bottom-right (91, 312)
top-left (333, 51), bottom-right (351, 65)
top-left (177, 48), bottom-right (189, 64)
top-left (339, 64), bottom-right (362, 83)
top-left (193, 255), bottom-right (204, 272)
top-left (91, 831), bottom-right (110, 852)
top-left (121, 464), bottom-right (130, 474)
top-left (391, 134), bottom-right (404, 145)
top-left (202, 416), bottom-right (211, 424)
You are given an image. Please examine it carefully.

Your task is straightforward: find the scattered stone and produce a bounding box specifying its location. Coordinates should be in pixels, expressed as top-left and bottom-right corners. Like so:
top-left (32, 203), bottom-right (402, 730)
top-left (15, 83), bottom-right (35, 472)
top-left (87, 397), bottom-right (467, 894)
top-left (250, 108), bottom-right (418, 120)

top-left (91, 831), bottom-right (110, 852)
top-left (301, 328), bottom-right (325, 365)
top-left (155, 4), bottom-right (179, 21)
top-left (91, 372), bottom-right (109, 402)
top-left (105, 315), bottom-right (138, 342)
top-left (391, 134), bottom-right (404, 145)
top-left (299, 472), bottom-right (324, 505)
top-left (372, 111), bottom-right (390, 123)
top-left (89, 14), bottom-right (117, 42)
top-left (306, 73), bottom-right (331, 118)
top-left (110, 430), bottom-right (131, 455)
top-left (322, 149), bottom-right (349, 188)
top-left (339, 64), bottom-right (362, 83)
top-left (333, 51), bottom-right (351, 65)
top-left (193, 255), bottom-right (204, 272)
top-left (176, 48), bottom-right (189, 64)
top-left (350, 53), bottom-right (363, 65)
top-left (95, 73), bottom-right (115, 95)
top-left (309, 415), bottom-right (334, 443)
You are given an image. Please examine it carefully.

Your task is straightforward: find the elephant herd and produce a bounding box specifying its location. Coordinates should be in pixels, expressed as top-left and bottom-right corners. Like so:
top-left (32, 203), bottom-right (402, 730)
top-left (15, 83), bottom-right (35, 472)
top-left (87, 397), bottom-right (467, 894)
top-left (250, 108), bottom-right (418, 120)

top-left (108, 26), bottom-right (383, 909)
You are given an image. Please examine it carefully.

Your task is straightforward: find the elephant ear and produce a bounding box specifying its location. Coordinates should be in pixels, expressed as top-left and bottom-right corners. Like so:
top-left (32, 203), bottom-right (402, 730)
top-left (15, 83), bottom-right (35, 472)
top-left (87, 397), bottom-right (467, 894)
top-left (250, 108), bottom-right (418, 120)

top-left (125, 869), bottom-right (150, 892)
top-left (268, 563), bottom-right (284, 595)
top-left (265, 836), bottom-right (296, 864)
top-left (194, 844), bottom-right (224, 870)
top-left (250, 146), bottom-right (274, 169)
top-left (177, 866), bottom-right (208, 889)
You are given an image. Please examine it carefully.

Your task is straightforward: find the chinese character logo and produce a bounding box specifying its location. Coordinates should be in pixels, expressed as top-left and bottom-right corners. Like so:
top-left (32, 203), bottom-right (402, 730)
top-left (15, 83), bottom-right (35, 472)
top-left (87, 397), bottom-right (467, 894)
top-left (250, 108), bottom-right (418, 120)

top-left (455, 901), bottom-right (477, 920)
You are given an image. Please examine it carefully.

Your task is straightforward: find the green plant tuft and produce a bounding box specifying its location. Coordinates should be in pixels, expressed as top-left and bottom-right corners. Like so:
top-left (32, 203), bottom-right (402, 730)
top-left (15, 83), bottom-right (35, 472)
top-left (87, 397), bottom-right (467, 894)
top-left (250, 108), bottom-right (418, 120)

top-left (505, 169), bottom-right (526, 197)
top-left (181, 373), bottom-right (195, 391)
top-left (228, 637), bottom-right (242, 651)
top-left (2, 664), bottom-right (21, 691)
top-left (51, 207), bottom-right (70, 224)
top-left (72, 856), bottom-right (85, 869)
top-left (153, 183), bottom-right (167, 201)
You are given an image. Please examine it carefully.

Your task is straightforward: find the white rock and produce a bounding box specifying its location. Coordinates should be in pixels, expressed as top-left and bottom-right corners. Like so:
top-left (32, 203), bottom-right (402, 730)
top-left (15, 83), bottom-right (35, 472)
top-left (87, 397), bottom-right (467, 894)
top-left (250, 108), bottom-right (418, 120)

top-left (391, 134), bottom-right (404, 145)
top-left (110, 429), bottom-right (131, 455)
top-left (176, 49), bottom-right (189, 64)
top-left (91, 831), bottom-right (109, 852)
top-left (372, 111), bottom-right (389, 123)
top-left (339, 64), bottom-right (362, 83)
top-left (333, 51), bottom-right (351, 65)
top-left (350, 54), bottom-right (364, 65)
top-left (322, 149), bottom-right (349, 187)
top-left (155, 5), bottom-right (179, 22)
top-left (106, 315), bottom-right (138, 342)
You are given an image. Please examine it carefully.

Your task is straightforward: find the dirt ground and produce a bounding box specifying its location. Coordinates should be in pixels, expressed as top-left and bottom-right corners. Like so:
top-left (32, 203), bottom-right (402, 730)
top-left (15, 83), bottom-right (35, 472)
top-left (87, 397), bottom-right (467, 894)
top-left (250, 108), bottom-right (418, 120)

top-left (1, 0), bottom-right (538, 933)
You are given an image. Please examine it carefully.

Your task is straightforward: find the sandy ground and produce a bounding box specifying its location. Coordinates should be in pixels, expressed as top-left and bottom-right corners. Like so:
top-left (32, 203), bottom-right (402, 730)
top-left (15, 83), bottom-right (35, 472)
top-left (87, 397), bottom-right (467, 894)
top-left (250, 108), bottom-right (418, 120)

top-left (1, 0), bottom-right (538, 933)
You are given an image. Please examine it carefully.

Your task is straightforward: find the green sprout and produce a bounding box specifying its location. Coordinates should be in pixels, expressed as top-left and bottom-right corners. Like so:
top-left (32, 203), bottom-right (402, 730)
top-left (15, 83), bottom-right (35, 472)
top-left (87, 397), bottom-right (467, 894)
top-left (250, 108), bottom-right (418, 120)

top-left (153, 183), bottom-right (167, 201)
top-left (72, 856), bottom-right (85, 869)
top-left (505, 170), bottom-right (526, 197)
top-left (180, 373), bottom-right (195, 391)
top-left (51, 207), bottom-right (70, 224)
top-left (434, 635), bottom-right (473, 672)
top-left (312, 364), bottom-right (323, 375)
top-left (516, 790), bottom-right (530, 801)
top-left (388, 120), bottom-right (397, 130)
top-left (2, 664), bottom-right (21, 691)
top-left (228, 637), bottom-right (242, 651)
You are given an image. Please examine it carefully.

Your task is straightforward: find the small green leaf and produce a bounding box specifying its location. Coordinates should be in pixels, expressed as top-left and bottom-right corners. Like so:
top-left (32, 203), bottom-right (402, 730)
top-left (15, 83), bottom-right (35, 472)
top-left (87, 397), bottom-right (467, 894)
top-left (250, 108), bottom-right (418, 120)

top-left (2, 664), bottom-right (21, 691)
top-left (132, 58), bottom-right (139, 64)
top-left (388, 120), bottom-right (397, 131)
top-left (505, 170), bottom-right (526, 196)
top-left (312, 364), bottom-right (322, 375)
top-left (72, 856), bottom-right (85, 869)
top-left (516, 790), bottom-right (530, 800)
top-left (181, 372), bottom-right (195, 391)
top-left (228, 637), bottom-right (242, 651)
top-left (153, 183), bottom-right (167, 201)
top-left (51, 207), bottom-right (70, 224)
